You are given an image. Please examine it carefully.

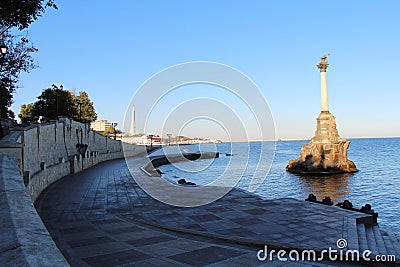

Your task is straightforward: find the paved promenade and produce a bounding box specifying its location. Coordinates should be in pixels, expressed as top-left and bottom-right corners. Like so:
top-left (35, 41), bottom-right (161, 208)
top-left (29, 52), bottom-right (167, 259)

top-left (35, 156), bottom-right (400, 266)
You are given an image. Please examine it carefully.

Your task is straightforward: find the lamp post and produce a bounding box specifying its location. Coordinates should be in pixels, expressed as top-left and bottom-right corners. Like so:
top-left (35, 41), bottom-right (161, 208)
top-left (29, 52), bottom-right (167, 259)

top-left (111, 122), bottom-right (117, 140)
top-left (167, 133), bottom-right (172, 146)
top-left (0, 40), bottom-right (7, 140)
top-left (148, 134), bottom-right (154, 148)
top-left (56, 84), bottom-right (63, 119)
top-left (0, 43), bottom-right (7, 55)
top-left (76, 98), bottom-right (82, 122)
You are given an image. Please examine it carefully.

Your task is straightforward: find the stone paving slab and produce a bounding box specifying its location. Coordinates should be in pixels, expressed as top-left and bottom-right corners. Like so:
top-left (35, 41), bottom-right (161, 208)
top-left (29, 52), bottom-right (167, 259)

top-left (122, 157), bottom-right (369, 252)
top-left (35, 157), bottom-right (389, 266)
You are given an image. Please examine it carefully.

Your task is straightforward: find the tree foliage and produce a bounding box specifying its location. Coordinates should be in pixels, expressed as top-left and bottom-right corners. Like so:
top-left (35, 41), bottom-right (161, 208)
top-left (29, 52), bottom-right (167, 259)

top-left (0, 30), bottom-right (38, 119)
top-left (33, 84), bottom-right (78, 121)
top-left (18, 85), bottom-right (98, 123)
top-left (0, 0), bottom-right (57, 123)
top-left (73, 91), bottom-right (98, 123)
top-left (0, 0), bottom-right (57, 30)
top-left (18, 103), bottom-right (37, 124)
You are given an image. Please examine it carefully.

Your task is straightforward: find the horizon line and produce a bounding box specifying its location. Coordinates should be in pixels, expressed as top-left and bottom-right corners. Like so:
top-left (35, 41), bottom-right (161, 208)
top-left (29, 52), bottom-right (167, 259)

top-left (220, 136), bottom-right (400, 143)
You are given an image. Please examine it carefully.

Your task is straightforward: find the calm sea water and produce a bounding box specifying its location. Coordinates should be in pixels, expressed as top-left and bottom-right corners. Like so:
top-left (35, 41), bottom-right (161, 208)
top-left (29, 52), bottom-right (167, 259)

top-left (157, 138), bottom-right (400, 233)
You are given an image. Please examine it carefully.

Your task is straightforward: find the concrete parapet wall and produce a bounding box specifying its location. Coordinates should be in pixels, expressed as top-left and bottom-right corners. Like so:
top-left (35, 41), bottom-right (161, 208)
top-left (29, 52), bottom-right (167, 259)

top-left (0, 154), bottom-right (69, 266)
top-left (0, 117), bottom-right (142, 202)
top-left (0, 118), bottom-right (144, 265)
top-left (27, 160), bottom-right (71, 202)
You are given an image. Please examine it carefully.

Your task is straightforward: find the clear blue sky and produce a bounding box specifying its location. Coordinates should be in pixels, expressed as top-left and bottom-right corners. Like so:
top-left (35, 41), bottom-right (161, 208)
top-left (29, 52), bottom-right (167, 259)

top-left (12, 0), bottom-right (400, 140)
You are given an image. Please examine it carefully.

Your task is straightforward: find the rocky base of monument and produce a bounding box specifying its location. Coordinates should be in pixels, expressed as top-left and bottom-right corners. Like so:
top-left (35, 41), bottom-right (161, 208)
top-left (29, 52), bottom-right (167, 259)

top-left (286, 153), bottom-right (358, 174)
top-left (287, 111), bottom-right (358, 175)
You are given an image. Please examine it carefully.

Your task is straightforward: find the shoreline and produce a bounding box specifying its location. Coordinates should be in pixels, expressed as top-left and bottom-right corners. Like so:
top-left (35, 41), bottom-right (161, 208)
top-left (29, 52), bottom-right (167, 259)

top-left (221, 136), bottom-right (400, 143)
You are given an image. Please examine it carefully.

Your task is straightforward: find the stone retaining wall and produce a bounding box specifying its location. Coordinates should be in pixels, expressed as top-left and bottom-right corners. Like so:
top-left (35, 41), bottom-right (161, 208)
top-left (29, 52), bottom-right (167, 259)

top-left (0, 117), bottom-right (145, 265)
top-left (0, 154), bottom-right (69, 266)
top-left (0, 117), bottom-right (143, 201)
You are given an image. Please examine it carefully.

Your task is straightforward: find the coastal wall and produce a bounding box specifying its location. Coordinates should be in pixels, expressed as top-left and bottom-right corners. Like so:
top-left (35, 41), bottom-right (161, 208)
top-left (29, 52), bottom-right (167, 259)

top-left (143, 152), bottom-right (219, 176)
top-left (0, 117), bottom-right (143, 201)
top-left (0, 154), bottom-right (69, 266)
top-left (0, 117), bottom-right (144, 265)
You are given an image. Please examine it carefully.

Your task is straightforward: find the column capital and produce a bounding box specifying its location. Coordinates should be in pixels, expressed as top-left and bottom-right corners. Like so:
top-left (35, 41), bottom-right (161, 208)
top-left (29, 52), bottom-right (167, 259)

top-left (317, 53), bottom-right (330, 72)
top-left (317, 61), bottom-right (329, 72)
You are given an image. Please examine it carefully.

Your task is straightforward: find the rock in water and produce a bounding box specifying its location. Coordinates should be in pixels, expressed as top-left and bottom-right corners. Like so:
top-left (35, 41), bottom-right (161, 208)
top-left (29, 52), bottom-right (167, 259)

top-left (177, 178), bottom-right (196, 186)
top-left (286, 111), bottom-right (358, 174)
top-left (178, 179), bottom-right (187, 184)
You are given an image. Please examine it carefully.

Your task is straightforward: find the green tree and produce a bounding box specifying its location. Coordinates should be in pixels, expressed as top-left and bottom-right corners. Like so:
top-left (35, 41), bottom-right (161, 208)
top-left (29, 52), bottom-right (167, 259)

top-left (1, 0), bottom-right (57, 138)
top-left (0, 0), bottom-right (57, 30)
top-left (102, 128), bottom-right (114, 137)
top-left (18, 85), bottom-right (98, 123)
top-left (73, 91), bottom-right (98, 123)
top-left (18, 103), bottom-right (38, 124)
top-left (32, 84), bottom-right (78, 121)
top-left (1, 31), bottom-right (38, 118)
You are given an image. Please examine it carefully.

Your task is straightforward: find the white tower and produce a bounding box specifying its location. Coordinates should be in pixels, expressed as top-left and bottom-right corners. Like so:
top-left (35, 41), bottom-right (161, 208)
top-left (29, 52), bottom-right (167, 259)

top-left (130, 105), bottom-right (136, 135)
top-left (317, 53), bottom-right (330, 112)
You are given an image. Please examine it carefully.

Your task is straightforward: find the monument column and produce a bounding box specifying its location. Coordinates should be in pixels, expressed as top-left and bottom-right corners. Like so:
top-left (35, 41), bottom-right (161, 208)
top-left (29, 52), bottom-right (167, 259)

top-left (286, 54), bottom-right (358, 174)
top-left (317, 54), bottom-right (330, 112)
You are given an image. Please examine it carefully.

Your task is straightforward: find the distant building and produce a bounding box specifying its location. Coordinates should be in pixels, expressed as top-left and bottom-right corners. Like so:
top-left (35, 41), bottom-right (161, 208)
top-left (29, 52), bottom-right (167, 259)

top-left (142, 134), bottom-right (162, 145)
top-left (90, 120), bottom-right (112, 132)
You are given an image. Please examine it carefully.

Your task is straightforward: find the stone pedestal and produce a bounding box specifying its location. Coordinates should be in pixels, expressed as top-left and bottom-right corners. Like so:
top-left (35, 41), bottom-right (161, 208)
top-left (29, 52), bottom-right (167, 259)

top-left (286, 111), bottom-right (358, 174)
